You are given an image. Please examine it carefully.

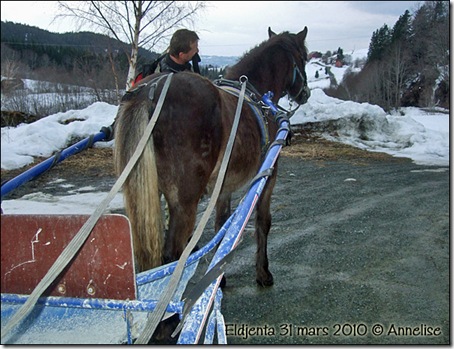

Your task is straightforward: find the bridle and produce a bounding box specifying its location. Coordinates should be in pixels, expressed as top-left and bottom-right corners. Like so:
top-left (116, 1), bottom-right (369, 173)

top-left (288, 57), bottom-right (308, 101)
top-left (281, 50), bottom-right (309, 116)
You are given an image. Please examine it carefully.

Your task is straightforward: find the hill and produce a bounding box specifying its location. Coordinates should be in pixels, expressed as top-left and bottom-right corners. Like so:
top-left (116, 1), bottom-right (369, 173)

top-left (1, 21), bottom-right (157, 60)
top-left (1, 21), bottom-right (235, 88)
top-left (201, 55), bottom-right (239, 68)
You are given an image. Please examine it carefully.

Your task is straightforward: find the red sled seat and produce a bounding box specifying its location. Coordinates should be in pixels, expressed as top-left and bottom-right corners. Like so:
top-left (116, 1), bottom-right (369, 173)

top-left (1, 214), bottom-right (136, 300)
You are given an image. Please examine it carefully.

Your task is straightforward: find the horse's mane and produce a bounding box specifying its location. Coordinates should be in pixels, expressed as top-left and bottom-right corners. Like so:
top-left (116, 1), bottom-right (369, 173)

top-left (226, 31), bottom-right (308, 78)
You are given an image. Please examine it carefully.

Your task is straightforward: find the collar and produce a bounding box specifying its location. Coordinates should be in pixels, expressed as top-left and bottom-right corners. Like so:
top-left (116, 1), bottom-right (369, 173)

top-left (161, 54), bottom-right (192, 73)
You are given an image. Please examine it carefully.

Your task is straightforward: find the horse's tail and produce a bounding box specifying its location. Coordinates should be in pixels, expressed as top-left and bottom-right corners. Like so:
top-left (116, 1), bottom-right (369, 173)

top-left (114, 99), bottom-right (163, 272)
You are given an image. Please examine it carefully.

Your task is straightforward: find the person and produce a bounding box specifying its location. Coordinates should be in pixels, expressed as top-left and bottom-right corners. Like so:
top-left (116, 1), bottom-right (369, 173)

top-left (158, 29), bottom-right (201, 74)
top-left (133, 29), bottom-right (201, 85)
top-left (103, 29), bottom-right (201, 141)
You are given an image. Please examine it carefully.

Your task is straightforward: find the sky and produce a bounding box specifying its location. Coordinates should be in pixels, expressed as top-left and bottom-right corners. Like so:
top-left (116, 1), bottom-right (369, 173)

top-left (0, 1), bottom-right (423, 56)
top-left (1, 57), bottom-right (449, 214)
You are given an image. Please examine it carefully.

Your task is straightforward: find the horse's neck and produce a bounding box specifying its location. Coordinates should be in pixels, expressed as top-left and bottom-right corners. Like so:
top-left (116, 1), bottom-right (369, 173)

top-left (225, 56), bottom-right (286, 101)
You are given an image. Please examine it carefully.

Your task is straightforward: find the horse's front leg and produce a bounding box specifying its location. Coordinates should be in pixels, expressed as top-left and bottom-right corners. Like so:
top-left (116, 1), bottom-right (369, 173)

top-left (215, 193), bottom-right (232, 288)
top-left (255, 169), bottom-right (277, 287)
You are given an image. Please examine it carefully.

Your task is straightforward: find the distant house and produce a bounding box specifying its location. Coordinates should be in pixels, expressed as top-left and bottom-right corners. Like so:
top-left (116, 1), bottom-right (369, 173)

top-left (1, 77), bottom-right (24, 92)
top-left (308, 51), bottom-right (322, 60)
top-left (335, 59), bottom-right (343, 68)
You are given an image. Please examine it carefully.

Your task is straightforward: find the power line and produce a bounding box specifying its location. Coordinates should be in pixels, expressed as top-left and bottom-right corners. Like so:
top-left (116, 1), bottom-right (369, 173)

top-left (1, 41), bottom-right (123, 49)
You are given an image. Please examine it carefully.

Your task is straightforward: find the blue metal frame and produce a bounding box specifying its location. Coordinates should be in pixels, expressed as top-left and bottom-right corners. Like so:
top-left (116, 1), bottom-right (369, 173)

top-left (1, 131), bottom-right (108, 199)
top-left (1, 293), bottom-right (182, 314)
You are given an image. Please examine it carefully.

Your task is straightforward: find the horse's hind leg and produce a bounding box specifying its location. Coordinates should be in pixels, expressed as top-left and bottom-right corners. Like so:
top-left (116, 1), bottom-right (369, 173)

top-left (255, 168), bottom-right (278, 287)
top-left (163, 198), bottom-right (199, 264)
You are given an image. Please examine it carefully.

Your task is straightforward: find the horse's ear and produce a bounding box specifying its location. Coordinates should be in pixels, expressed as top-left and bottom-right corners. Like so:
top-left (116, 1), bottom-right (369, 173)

top-left (268, 27), bottom-right (277, 38)
top-left (296, 26), bottom-right (308, 44)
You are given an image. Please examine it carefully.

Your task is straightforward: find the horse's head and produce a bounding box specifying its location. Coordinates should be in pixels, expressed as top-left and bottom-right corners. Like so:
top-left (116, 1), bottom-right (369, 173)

top-left (225, 27), bottom-right (311, 106)
top-left (268, 27), bottom-right (311, 105)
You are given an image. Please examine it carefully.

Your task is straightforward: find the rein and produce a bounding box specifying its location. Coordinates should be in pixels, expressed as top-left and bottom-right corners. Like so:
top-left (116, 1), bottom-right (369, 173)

top-left (277, 58), bottom-right (306, 116)
top-left (280, 47), bottom-right (309, 116)
top-left (276, 99), bottom-right (301, 118)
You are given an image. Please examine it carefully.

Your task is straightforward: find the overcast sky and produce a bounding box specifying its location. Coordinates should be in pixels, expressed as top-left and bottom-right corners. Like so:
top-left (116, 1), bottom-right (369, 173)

top-left (1, 1), bottom-right (423, 56)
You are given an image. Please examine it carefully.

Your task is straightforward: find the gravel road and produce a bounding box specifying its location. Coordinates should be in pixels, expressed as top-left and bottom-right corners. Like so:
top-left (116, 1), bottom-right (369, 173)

top-left (221, 154), bottom-right (449, 345)
top-left (1, 133), bottom-right (449, 344)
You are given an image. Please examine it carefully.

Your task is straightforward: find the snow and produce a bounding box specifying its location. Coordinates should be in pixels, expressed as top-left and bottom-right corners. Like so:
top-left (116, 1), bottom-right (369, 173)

top-left (1, 61), bottom-right (450, 215)
top-left (2, 191), bottom-right (125, 215)
top-left (2, 88), bottom-right (448, 172)
top-left (1, 102), bottom-right (118, 170)
top-left (285, 89), bottom-right (450, 166)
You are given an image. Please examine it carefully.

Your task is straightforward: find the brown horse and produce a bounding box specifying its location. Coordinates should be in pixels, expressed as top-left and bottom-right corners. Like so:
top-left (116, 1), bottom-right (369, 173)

top-left (114, 27), bottom-right (310, 287)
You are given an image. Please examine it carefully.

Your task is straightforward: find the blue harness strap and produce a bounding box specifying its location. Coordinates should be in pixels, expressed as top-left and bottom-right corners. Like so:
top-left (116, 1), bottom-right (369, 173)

top-left (215, 83), bottom-right (270, 155)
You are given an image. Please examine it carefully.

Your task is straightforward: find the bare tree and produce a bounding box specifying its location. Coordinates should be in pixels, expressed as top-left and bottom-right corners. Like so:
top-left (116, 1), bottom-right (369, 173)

top-left (55, 1), bottom-right (206, 91)
top-left (386, 41), bottom-right (411, 108)
top-left (1, 58), bottom-right (22, 94)
top-left (1, 58), bottom-right (20, 81)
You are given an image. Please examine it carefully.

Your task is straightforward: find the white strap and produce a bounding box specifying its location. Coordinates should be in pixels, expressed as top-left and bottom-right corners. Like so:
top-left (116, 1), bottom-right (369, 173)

top-left (134, 75), bottom-right (249, 344)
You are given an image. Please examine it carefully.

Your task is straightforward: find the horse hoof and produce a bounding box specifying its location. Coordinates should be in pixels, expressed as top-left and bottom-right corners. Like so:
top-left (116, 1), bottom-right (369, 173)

top-left (220, 275), bottom-right (227, 289)
top-left (150, 314), bottom-right (180, 344)
top-left (256, 274), bottom-right (274, 287)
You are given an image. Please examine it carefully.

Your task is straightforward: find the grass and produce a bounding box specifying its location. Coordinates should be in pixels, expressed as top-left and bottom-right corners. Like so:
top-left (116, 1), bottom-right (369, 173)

top-left (281, 131), bottom-right (410, 165)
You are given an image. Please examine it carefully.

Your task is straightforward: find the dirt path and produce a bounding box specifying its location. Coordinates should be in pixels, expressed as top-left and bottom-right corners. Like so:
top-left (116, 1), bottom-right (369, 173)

top-left (1, 132), bottom-right (450, 344)
top-left (0, 130), bottom-right (398, 198)
top-left (222, 154), bottom-right (449, 345)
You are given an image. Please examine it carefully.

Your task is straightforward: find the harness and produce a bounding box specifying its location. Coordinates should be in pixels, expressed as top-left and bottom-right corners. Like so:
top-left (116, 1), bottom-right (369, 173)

top-left (213, 78), bottom-right (270, 156)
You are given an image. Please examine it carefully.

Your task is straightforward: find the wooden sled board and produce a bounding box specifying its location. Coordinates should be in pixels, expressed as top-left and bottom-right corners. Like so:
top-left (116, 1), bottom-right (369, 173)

top-left (1, 214), bottom-right (136, 300)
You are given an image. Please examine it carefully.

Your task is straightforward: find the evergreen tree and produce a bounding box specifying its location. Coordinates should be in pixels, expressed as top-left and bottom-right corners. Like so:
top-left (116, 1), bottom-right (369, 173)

top-left (391, 10), bottom-right (411, 44)
top-left (367, 24), bottom-right (391, 62)
top-left (336, 47), bottom-right (344, 62)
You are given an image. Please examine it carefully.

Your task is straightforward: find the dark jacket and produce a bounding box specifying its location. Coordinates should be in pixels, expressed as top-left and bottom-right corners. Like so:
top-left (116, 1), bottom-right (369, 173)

top-left (133, 53), bottom-right (201, 86)
top-left (158, 53), bottom-right (201, 74)
top-left (158, 54), bottom-right (192, 73)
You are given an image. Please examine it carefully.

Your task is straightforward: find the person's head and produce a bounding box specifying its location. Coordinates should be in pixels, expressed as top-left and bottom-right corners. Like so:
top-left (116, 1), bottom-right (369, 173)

top-left (168, 29), bottom-right (199, 63)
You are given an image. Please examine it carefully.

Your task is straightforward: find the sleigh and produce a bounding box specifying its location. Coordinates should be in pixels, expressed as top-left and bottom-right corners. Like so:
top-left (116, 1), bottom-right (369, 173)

top-left (1, 213), bottom-right (227, 344)
top-left (0, 91), bottom-right (295, 344)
